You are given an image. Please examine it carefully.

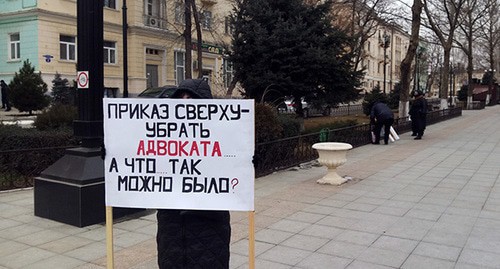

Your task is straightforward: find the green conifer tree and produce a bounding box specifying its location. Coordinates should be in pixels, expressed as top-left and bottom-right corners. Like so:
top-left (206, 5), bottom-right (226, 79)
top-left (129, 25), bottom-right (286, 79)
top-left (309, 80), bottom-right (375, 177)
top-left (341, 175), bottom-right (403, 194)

top-left (229, 0), bottom-right (362, 116)
top-left (51, 72), bottom-right (75, 105)
top-left (9, 60), bottom-right (50, 115)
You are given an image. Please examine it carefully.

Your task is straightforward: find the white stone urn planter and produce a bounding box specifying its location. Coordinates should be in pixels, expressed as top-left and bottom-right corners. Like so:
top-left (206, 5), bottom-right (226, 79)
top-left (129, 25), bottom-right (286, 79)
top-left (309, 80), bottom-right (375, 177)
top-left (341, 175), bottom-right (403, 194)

top-left (312, 142), bottom-right (353, 185)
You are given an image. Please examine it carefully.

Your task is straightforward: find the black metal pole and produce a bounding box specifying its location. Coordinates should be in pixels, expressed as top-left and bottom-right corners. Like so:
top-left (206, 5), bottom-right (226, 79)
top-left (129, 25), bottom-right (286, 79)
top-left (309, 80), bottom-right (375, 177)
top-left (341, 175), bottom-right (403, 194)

top-left (449, 66), bottom-right (453, 106)
top-left (453, 68), bottom-right (456, 101)
top-left (74, 0), bottom-right (104, 148)
top-left (383, 45), bottom-right (387, 94)
top-left (34, 0), bottom-right (107, 228)
top-left (414, 53), bottom-right (418, 93)
top-left (416, 57), bottom-right (420, 92)
top-left (122, 0), bottom-right (128, 97)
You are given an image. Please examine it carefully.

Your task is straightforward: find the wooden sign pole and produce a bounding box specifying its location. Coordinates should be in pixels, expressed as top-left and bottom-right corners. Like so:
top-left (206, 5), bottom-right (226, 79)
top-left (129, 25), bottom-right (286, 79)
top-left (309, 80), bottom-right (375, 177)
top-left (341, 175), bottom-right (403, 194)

top-left (249, 211), bottom-right (255, 269)
top-left (106, 206), bottom-right (114, 269)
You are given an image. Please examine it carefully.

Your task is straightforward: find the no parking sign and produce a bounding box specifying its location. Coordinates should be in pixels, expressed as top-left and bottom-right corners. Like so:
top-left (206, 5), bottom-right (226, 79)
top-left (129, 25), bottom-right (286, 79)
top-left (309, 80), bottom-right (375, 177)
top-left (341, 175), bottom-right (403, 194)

top-left (77, 71), bottom-right (89, 89)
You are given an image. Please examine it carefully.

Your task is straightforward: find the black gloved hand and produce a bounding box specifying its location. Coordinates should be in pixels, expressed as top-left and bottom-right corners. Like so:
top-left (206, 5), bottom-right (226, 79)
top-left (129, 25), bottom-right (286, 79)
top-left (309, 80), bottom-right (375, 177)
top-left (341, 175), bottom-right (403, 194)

top-left (101, 142), bottom-right (106, 160)
top-left (252, 155), bottom-right (259, 168)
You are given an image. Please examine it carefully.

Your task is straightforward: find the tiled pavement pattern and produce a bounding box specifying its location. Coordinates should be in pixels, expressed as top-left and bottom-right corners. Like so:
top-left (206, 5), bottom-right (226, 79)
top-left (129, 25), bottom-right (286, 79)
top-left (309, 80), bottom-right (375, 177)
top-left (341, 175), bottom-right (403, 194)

top-left (1, 105), bottom-right (500, 268)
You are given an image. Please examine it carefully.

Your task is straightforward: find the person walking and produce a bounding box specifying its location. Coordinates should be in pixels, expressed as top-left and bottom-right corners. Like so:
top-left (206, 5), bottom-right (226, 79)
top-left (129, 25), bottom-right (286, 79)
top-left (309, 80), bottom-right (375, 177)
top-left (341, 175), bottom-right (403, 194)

top-left (370, 101), bottom-right (394, 145)
top-left (0, 80), bottom-right (11, 111)
top-left (409, 90), bottom-right (427, 140)
top-left (156, 79), bottom-right (231, 269)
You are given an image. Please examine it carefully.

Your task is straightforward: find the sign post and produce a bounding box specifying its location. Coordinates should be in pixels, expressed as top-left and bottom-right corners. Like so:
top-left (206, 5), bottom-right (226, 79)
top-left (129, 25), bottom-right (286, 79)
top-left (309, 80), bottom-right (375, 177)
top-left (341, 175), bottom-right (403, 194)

top-left (77, 71), bottom-right (89, 89)
top-left (106, 207), bottom-right (114, 269)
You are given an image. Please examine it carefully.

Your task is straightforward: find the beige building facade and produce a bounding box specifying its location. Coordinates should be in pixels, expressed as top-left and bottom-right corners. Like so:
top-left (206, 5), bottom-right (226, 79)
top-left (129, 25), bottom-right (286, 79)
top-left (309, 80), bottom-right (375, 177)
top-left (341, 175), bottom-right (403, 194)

top-left (327, 0), bottom-right (411, 95)
top-left (362, 24), bottom-right (410, 94)
top-left (3, 0), bottom-right (235, 97)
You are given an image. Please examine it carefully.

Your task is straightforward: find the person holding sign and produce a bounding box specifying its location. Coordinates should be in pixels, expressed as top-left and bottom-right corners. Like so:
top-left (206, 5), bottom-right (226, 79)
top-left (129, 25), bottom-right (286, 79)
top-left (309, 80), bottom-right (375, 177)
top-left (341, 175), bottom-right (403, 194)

top-left (156, 79), bottom-right (231, 269)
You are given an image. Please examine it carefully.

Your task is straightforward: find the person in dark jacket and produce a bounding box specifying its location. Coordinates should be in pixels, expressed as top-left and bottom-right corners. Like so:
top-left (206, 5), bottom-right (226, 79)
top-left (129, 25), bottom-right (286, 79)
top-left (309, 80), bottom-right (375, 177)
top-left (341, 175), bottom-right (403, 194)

top-left (370, 101), bottom-right (394, 145)
top-left (409, 90), bottom-right (427, 140)
top-left (0, 80), bottom-right (11, 111)
top-left (409, 91), bottom-right (417, 136)
top-left (156, 78), bottom-right (231, 269)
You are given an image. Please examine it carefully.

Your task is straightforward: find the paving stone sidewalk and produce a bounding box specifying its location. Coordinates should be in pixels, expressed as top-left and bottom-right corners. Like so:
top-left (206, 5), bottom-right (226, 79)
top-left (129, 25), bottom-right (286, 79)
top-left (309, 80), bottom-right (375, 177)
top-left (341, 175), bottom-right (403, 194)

top-left (1, 106), bottom-right (500, 268)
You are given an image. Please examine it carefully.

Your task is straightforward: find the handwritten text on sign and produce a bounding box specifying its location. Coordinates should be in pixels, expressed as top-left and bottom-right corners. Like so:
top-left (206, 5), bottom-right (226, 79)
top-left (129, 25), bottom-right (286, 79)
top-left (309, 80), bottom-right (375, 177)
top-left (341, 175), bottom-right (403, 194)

top-left (103, 99), bottom-right (255, 211)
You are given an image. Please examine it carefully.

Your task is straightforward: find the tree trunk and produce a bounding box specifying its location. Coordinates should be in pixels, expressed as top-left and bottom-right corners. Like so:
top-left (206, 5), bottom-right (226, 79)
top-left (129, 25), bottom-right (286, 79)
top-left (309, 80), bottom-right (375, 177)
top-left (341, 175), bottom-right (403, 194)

top-left (191, 0), bottom-right (203, 79)
top-left (225, 79), bottom-right (238, 97)
top-left (465, 12), bottom-right (474, 109)
top-left (440, 47), bottom-right (450, 109)
top-left (399, 0), bottom-right (423, 118)
top-left (466, 43), bottom-right (474, 109)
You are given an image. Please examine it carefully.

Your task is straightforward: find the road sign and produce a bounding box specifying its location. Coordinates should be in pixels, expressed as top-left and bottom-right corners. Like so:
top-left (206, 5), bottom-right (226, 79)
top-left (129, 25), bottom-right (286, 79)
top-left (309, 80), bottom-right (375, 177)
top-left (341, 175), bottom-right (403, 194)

top-left (77, 71), bottom-right (89, 89)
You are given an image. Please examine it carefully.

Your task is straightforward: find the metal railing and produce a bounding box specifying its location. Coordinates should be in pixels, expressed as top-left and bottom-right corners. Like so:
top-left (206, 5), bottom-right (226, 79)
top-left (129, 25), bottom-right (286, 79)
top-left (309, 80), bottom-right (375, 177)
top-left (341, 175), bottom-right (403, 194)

top-left (330, 104), bottom-right (363, 116)
top-left (0, 107), bottom-right (463, 190)
top-left (255, 107), bottom-right (463, 177)
top-left (0, 146), bottom-right (76, 191)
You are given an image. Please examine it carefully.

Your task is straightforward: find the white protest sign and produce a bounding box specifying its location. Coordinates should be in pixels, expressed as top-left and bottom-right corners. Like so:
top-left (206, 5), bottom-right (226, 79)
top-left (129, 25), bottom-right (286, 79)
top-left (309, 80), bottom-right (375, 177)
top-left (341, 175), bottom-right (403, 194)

top-left (103, 98), bottom-right (255, 211)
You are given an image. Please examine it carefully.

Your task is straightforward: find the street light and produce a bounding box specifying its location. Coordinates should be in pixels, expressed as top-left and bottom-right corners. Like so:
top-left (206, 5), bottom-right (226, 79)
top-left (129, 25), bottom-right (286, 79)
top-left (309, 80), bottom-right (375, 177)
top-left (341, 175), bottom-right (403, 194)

top-left (449, 62), bottom-right (454, 106)
top-left (35, 0), bottom-right (108, 227)
top-left (380, 32), bottom-right (391, 94)
top-left (414, 45), bottom-right (425, 94)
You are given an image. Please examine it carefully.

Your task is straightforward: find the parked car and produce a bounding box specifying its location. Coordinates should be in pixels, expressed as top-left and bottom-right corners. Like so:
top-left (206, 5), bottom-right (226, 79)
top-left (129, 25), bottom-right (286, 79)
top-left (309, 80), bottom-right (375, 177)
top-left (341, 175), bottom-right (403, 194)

top-left (283, 97), bottom-right (331, 118)
top-left (137, 85), bottom-right (177, 98)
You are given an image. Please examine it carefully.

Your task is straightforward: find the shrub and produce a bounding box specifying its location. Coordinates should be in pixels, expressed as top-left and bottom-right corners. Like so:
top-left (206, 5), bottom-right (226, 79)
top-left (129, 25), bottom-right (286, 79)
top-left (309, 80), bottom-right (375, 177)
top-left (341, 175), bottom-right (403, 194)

top-left (255, 103), bottom-right (283, 143)
top-left (304, 119), bottom-right (358, 134)
top-left (0, 125), bottom-right (77, 190)
top-left (34, 104), bottom-right (77, 130)
top-left (277, 114), bottom-right (302, 138)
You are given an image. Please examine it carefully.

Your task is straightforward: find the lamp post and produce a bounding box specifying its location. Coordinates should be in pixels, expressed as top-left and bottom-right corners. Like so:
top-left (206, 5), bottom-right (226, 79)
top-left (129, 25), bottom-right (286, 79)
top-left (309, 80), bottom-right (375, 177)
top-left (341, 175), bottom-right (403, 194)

top-left (122, 0), bottom-right (128, 97)
top-left (449, 62), bottom-right (453, 106)
top-left (380, 32), bottom-right (391, 94)
top-left (34, 0), bottom-right (107, 227)
top-left (414, 45), bottom-right (425, 94)
top-left (452, 65), bottom-right (457, 105)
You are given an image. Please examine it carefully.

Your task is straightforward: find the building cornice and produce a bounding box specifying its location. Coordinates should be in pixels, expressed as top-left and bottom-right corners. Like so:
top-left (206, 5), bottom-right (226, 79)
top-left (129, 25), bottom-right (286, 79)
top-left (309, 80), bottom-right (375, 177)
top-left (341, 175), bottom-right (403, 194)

top-left (129, 25), bottom-right (180, 40)
top-left (0, 9), bottom-right (38, 23)
top-left (2, 8), bottom-right (181, 39)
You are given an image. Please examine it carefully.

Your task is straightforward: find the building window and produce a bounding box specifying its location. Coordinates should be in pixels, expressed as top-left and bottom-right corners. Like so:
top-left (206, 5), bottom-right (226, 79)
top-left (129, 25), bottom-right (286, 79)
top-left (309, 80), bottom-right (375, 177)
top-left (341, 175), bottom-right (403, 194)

top-left (147, 0), bottom-right (153, 15)
top-left (104, 41), bottom-right (116, 64)
top-left (146, 0), bottom-right (161, 17)
top-left (174, 50), bottom-right (185, 85)
top-left (104, 0), bottom-right (116, 9)
top-left (174, 1), bottom-right (184, 24)
top-left (224, 17), bottom-right (234, 35)
top-left (223, 59), bottom-right (233, 88)
top-left (201, 10), bottom-right (212, 30)
top-left (146, 48), bottom-right (159, 55)
top-left (60, 35), bottom-right (76, 61)
top-left (9, 33), bottom-right (20, 60)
